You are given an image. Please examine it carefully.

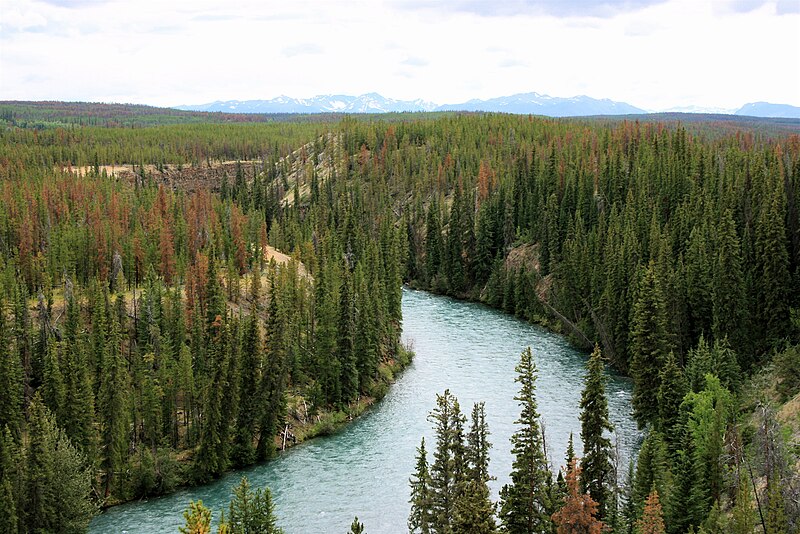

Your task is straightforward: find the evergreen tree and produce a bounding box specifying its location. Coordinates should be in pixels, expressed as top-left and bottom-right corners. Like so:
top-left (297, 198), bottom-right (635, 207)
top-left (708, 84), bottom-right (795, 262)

top-left (453, 479), bottom-right (498, 534)
top-left (428, 389), bottom-right (466, 534)
top-left (681, 375), bottom-right (731, 515)
top-left (629, 263), bottom-right (670, 428)
top-left (685, 336), bottom-right (740, 393)
top-left (499, 347), bottom-right (553, 533)
top-left (195, 316), bottom-right (231, 482)
top-left (256, 270), bottom-right (287, 461)
top-left (0, 298), bottom-right (23, 437)
top-left (180, 500), bottom-right (212, 534)
top-left (426, 201), bottom-right (444, 286)
top-left (348, 516), bottom-right (365, 534)
top-left (24, 395), bottom-right (97, 533)
top-left (729, 474), bottom-right (755, 534)
top-left (635, 489), bottom-right (665, 534)
top-left (454, 402), bottom-right (496, 533)
top-left (656, 352), bottom-right (687, 454)
top-left (227, 476), bottom-right (283, 534)
top-left (98, 296), bottom-right (131, 498)
top-left (632, 432), bottom-right (669, 518)
top-left (551, 460), bottom-right (603, 534)
top-left (61, 332), bottom-right (96, 461)
top-left (754, 190), bottom-right (790, 351)
top-left (409, 437), bottom-right (433, 534)
top-left (764, 477), bottom-right (788, 534)
top-left (711, 209), bottom-right (746, 352)
top-left (232, 313), bottom-right (260, 467)
top-left (579, 345), bottom-right (613, 520)
top-left (0, 427), bottom-right (19, 534)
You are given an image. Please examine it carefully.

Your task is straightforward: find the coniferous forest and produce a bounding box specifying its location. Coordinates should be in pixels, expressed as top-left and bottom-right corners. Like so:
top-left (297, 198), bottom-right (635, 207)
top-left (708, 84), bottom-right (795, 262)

top-left (0, 103), bottom-right (799, 533)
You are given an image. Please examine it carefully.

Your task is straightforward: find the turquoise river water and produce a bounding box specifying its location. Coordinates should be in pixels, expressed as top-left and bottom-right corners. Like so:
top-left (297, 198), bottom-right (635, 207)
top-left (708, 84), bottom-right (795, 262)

top-left (90, 288), bottom-right (639, 533)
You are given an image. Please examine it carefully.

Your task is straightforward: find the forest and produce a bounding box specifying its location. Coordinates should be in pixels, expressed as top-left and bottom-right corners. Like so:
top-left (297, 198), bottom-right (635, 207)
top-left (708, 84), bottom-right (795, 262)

top-left (0, 102), bottom-right (798, 533)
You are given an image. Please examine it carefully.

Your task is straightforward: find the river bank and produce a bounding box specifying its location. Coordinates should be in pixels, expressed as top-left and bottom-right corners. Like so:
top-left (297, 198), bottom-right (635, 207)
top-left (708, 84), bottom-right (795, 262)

top-left (99, 346), bottom-right (413, 509)
top-left (90, 289), bottom-right (638, 533)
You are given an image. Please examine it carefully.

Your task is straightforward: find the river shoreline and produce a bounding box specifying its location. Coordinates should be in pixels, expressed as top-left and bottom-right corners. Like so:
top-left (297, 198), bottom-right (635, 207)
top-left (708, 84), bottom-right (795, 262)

top-left (97, 346), bottom-right (413, 511)
top-left (90, 289), bottom-right (638, 533)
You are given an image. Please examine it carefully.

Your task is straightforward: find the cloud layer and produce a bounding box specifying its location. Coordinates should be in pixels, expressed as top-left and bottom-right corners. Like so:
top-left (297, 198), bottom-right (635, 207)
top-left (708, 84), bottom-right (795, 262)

top-left (1, 0), bottom-right (798, 111)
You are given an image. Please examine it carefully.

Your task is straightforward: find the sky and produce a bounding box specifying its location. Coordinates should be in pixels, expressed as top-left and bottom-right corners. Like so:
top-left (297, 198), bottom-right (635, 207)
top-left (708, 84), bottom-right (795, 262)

top-left (1, 0), bottom-right (799, 111)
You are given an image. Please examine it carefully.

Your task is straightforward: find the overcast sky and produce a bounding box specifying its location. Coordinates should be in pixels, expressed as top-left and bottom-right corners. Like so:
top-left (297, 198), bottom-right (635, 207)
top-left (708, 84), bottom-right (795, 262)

top-left (1, 0), bottom-right (799, 111)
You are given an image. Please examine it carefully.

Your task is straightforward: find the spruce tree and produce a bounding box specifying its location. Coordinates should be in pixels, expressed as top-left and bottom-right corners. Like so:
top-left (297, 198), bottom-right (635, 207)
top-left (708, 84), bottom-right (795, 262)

top-left (428, 389), bottom-right (466, 533)
top-left (61, 334), bottom-right (96, 462)
top-left (0, 298), bottom-right (23, 437)
top-left (656, 352), bottom-right (687, 455)
top-left (409, 437), bottom-right (433, 534)
top-left (256, 270), bottom-right (287, 461)
top-left (98, 296), bottom-right (131, 498)
top-left (195, 316), bottom-right (231, 482)
top-left (682, 375), bottom-right (731, 514)
top-left (0, 426), bottom-right (19, 534)
top-left (579, 345), bottom-right (613, 520)
top-left (227, 476), bottom-right (283, 534)
top-left (232, 313), bottom-right (260, 467)
top-left (180, 500), bottom-right (212, 534)
top-left (635, 489), bottom-right (665, 534)
top-left (729, 474), bottom-right (755, 534)
top-left (348, 516), bottom-right (365, 534)
top-left (764, 477), bottom-right (788, 534)
top-left (24, 395), bottom-right (96, 533)
top-left (632, 432), bottom-right (669, 518)
top-left (454, 402), bottom-right (496, 533)
top-left (711, 209), bottom-right (746, 352)
top-left (551, 459), bottom-right (603, 534)
top-left (499, 347), bottom-right (553, 533)
top-left (754, 190), bottom-right (790, 351)
top-left (630, 262), bottom-right (670, 428)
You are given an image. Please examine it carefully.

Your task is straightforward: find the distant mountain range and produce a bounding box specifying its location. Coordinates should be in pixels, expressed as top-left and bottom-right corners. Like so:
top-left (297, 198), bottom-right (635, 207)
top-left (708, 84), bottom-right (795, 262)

top-left (734, 102), bottom-right (800, 119)
top-left (176, 93), bottom-right (800, 119)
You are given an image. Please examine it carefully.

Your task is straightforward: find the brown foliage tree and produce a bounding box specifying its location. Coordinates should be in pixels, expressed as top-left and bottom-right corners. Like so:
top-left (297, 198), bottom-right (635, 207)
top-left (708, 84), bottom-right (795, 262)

top-left (552, 459), bottom-right (603, 534)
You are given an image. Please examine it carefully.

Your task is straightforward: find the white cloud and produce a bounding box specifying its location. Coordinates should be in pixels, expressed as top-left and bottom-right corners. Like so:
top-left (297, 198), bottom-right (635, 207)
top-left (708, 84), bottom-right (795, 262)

top-left (0, 0), bottom-right (797, 110)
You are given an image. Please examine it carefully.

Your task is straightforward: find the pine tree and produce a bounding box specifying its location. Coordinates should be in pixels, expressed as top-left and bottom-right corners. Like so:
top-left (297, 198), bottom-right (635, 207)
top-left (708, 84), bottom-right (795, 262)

top-left (754, 189), bottom-right (790, 351)
top-left (682, 374), bottom-right (731, 515)
top-left (711, 209), bottom-right (746, 352)
top-left (98, 296), bottom-right (131, 498)
top-left (0, 297), bottom-right (23, 437)
top-left (180, 500), bottom-right (212, 534)
top-left (629, 262), bottom-right (670, 428)
top-left (348, 516), bottom-right (365, 534)
top-left (656, 352), bottom-right (687, 454)
top-left (579, 345), bottom-right (613, 520)
top-left (454, 402), bottom-right (496, 533)
top-left (632, 432), bottom-right (669, 518)
top-left (428, 389), bottom-right (466, 533)
top-left (232, 313), bottom-right (260, 467)
top-left (551, 459), bottom-right (603, 534)
top-left (499, 347), bottom-right (553, 533)
top-left (764, 477), bottom-right (788, 534)
top-left (0, 426), bottom-right (19, 534)
top-left (195, 316), bottom-right (231, 482)
top-left (635, 489), bottom-right (665, 534)
top-left (409, 437), bottom-right (434, 534)
top-left (24, 395), bottom-right (97, 533)
top-left (729, 474), bottom-right (755, 534)
top-left (227, 476), bottom-right (283, 534)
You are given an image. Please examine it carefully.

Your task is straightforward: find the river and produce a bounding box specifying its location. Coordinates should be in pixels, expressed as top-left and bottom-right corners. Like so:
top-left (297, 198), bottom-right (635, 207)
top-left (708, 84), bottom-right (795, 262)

top-left (89, 288), bottom-right (639, 533)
